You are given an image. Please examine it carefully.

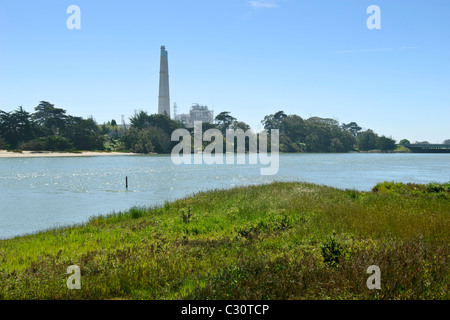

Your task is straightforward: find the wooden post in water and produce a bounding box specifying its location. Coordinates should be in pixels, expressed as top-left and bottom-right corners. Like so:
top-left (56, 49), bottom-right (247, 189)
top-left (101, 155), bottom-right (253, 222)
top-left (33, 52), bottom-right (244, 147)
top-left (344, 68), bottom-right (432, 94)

top-left (126, 176), bottom-right (128, 190)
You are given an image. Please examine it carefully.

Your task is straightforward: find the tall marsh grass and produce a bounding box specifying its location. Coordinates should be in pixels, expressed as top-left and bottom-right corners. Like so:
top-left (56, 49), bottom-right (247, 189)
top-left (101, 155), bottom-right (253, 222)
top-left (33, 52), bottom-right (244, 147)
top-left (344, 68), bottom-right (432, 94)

top-left (0, 181), bottom-right (448, 300)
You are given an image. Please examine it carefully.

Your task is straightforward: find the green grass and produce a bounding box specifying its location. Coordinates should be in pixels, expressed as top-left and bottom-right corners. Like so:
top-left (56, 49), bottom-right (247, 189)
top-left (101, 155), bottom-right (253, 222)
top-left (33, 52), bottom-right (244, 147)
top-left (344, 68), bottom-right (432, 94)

top-left (0, 181), bottom-right (448, 300)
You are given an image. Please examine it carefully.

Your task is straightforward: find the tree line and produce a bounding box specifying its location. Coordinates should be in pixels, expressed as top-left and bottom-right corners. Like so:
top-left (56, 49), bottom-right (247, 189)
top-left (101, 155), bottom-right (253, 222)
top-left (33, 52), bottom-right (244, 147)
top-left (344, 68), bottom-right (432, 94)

top-left (0, 101), bottom-right (103, 151)
top-left (213, 110), bottom-right (397, 152)
top-left (121, 109), bottom-right (398, 153)
top-left (1, 101), bottom-right (399, 153)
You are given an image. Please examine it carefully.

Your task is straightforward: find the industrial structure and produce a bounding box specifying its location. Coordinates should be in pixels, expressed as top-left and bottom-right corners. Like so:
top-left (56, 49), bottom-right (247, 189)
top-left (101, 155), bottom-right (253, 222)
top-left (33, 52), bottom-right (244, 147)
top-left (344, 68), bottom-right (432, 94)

top-left (158, 45), bottom-right (170, 118)
top-left (403, 143), bottom-right (450, 153)
top-left (157, 46), bottom-right (214, 126)
top-left (174, 103), bottom-right (214, 128)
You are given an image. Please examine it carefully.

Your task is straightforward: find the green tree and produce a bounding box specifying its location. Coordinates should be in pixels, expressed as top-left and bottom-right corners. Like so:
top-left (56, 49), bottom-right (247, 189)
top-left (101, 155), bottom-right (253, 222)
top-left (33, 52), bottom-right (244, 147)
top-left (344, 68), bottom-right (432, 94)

top-left (121, 127), bottom-right (154, 154)
top-left (230, 120), bottom-right (251, 132)
top-left (20, 136), bottom-right (74, 151)
top-left (215, 111), bottom-right (236, 134)
top-left (377, 136), bottom-right (397, 151)
top-left (280, 115), bottom-right (305, 137)
top-left (303, 117), bottom-right (341, 152)
top-left (261, 110), bottom-right (287, 131)
top-left (125, 111), bottom-right (182, 153)
top-left (130, 110), bottom-right (182, 133)
top-left (0, 107), bottom-right (34, 149)
top-left (122, 127), bottom-right (172, 154)
top-left (277, 115), bottom-right (307, 152)
top-left (335, 129), bottom-right (357, 152)
top-left (64, 116), bottom-right (104, 150)
top-left (357, 129), bottom-right (379, 151)
top-left (341, 122), bottom-right (362, 137)
top-left (32, 101), bottom-right (67, 135)
top-left (399, 139), bottom-right (411, 145)
top-left (0, 134), bottom-right (8, 150)
top-left (129, 110), bottom-right (151, 130)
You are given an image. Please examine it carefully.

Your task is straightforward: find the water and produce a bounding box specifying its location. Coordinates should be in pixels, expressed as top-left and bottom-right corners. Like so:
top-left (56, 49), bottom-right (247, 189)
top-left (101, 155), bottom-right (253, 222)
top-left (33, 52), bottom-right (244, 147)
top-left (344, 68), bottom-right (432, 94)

top-left (1, 153), bottom-right (449, 239)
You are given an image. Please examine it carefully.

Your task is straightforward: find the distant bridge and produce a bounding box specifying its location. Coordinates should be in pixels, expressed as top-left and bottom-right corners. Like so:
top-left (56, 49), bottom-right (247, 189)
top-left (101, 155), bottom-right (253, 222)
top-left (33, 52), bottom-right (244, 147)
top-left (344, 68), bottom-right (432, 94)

top-left (403, 144), bottom-right (450, 153)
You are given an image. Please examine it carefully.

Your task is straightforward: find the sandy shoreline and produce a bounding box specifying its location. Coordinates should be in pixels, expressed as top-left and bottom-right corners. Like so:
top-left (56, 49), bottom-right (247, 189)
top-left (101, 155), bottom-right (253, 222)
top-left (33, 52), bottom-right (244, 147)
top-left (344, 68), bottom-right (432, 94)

top-left (0, 150), bottom-right (141, 158)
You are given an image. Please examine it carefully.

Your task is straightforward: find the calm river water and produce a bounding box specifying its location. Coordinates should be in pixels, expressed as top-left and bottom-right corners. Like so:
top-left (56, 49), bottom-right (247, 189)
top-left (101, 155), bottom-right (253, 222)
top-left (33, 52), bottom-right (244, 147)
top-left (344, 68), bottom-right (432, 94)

top-left (1, 153), bottom-right (449, 239)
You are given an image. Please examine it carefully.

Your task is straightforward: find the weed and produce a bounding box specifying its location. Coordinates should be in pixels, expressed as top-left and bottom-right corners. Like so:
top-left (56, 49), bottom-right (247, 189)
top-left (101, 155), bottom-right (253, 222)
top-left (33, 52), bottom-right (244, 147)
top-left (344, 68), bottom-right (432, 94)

top-left (129, 207), bottom-right (144, 219)
top-left (320, 232), bottom-right (347, 268)
top-left (181, 206), bottom-right (192, 223)
top-left (0, 181), bottom-right (448, 300)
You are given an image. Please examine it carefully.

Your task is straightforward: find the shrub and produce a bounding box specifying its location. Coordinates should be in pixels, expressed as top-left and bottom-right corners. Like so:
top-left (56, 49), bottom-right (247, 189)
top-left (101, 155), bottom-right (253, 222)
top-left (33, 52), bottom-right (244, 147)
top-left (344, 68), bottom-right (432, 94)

top-left (373, 181), bottom-right (450, 197)
top-left (19, 139), bottom-right (46, 151)
top-left (426, 182), bottom-right (445, 193)
top-left (130, 207), bottom-right (144, 219)
top-left (20, 136), bottom-right (74, 151)
top-left (0, 134), bottom-right (9, 150)
top-left (320, 232), bottom-right (346, 268)
top-left (181, 206), bottom-right (192, 223)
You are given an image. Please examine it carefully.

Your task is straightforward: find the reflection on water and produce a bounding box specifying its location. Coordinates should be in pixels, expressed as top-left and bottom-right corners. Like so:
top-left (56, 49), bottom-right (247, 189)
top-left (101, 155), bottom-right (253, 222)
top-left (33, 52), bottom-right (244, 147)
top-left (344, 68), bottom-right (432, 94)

top-left (0, 153), bottom-right (449, 239)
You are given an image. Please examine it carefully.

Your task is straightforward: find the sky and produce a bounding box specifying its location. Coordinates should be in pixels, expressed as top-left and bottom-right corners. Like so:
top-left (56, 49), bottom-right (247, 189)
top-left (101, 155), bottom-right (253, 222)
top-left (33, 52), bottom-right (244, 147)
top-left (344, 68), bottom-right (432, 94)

top-left (0, 0), bottom-right (449, 143)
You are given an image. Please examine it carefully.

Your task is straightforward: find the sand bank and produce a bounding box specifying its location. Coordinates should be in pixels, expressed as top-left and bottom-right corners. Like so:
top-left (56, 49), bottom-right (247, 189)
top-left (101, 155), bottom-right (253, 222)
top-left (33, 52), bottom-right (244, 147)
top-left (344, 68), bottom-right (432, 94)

top-left (0, 150), bottom-right (141, 158)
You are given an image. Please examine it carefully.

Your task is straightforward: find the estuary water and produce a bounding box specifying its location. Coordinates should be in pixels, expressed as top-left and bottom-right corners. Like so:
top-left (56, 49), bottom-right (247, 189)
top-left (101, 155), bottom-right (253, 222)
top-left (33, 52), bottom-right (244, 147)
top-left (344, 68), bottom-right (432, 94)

top-left (0, 153), bottom-right (449, 239)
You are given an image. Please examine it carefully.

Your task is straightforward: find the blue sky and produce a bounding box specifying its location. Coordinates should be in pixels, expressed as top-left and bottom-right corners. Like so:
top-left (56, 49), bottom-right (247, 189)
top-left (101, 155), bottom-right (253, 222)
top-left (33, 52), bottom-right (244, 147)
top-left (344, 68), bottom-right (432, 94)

top-left (0, 0), bottom-right (449, 143)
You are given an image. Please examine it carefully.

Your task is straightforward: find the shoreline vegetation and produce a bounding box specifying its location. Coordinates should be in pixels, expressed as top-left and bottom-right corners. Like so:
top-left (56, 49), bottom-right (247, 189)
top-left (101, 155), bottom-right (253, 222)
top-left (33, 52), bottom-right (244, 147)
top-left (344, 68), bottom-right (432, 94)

top-left (0, 148), bottom-right (410, 158)
top-left (1, 101), bottom-right (417, 155)
top-left (0, 181), bottom-right (448, 300)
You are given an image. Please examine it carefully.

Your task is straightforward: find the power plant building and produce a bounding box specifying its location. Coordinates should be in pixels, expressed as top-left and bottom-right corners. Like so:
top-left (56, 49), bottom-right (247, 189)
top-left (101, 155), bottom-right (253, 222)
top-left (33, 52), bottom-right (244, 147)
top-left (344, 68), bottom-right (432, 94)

top-left (175, 104), bottom-right (214, 128)
top-left (157, 46), bottom-right (214, 126)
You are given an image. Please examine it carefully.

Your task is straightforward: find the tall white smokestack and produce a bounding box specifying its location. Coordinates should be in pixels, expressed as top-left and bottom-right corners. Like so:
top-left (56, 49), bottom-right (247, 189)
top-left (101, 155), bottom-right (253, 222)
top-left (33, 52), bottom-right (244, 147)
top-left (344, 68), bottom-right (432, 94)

top-left (158, 45), bottom-right (170, 117)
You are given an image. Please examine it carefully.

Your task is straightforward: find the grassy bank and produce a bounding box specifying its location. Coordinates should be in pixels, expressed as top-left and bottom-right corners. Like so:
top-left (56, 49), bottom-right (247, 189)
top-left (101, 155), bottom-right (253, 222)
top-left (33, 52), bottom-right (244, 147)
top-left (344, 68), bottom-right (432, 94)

top-left (0, 181), bottom-right (448, 300)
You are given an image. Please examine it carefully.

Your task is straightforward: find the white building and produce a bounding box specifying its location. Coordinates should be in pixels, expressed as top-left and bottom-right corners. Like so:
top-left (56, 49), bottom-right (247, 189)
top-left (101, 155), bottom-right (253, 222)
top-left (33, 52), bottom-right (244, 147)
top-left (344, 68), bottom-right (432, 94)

top-left (175, 104), bottom-right (214, 128)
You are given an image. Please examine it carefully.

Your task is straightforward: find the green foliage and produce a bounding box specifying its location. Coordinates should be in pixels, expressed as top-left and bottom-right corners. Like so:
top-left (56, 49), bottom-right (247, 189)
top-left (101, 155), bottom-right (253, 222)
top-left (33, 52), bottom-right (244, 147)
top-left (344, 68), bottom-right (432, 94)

top-left (0, 182), bottom-right (449, 300)
top-left (320, 232), bottom-right (346, 268)
top-left (121, 127), bottom-right (155, 154)
top-left (372, 181), bottom-right (450, 199)
top-left (0, 102), bottom-right (104, 151)
top-left (261, 111), bottom-right (287, 131)
top-left (0, 103), bottom-right (406, 154)
top-left (425, 182), bottom-right (450, 193)
top-left (130, 206), bottom-right (144, 219)
top-left (215, 111), bottom-right (237, 134)
top-left (230, 120), bottom-right (251, 132)
top-left (235, 211), bottom-right (296, 239)
top-left (20, 136), bottom-right (74, 151)
top-left (0, 134), bottom-right (9, 150)
top-left (400, 139), bottom-right (411, 145)
top-left (65, 116), bottom-right (104, 150)
top-left (181, 206), bottom-right (193, 223)
top-left (0, 107), bottom-right (34, 149)
top-left (32, 101), bottom-right (67, 131)
top-left (357, 129), bottom-right (379, 151)
top-left (124, 111), bottom-right (182, 154)
top-left (377, 136), bottom-right (397, 151)
top-left (262, 113), bottom-right (357, 153)
top-left (121, 126), bottom-right (173, 154)
top-left (301, 117), bottom-right (356, 152)
top-left (341, 122), bottom-right (362, 137)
